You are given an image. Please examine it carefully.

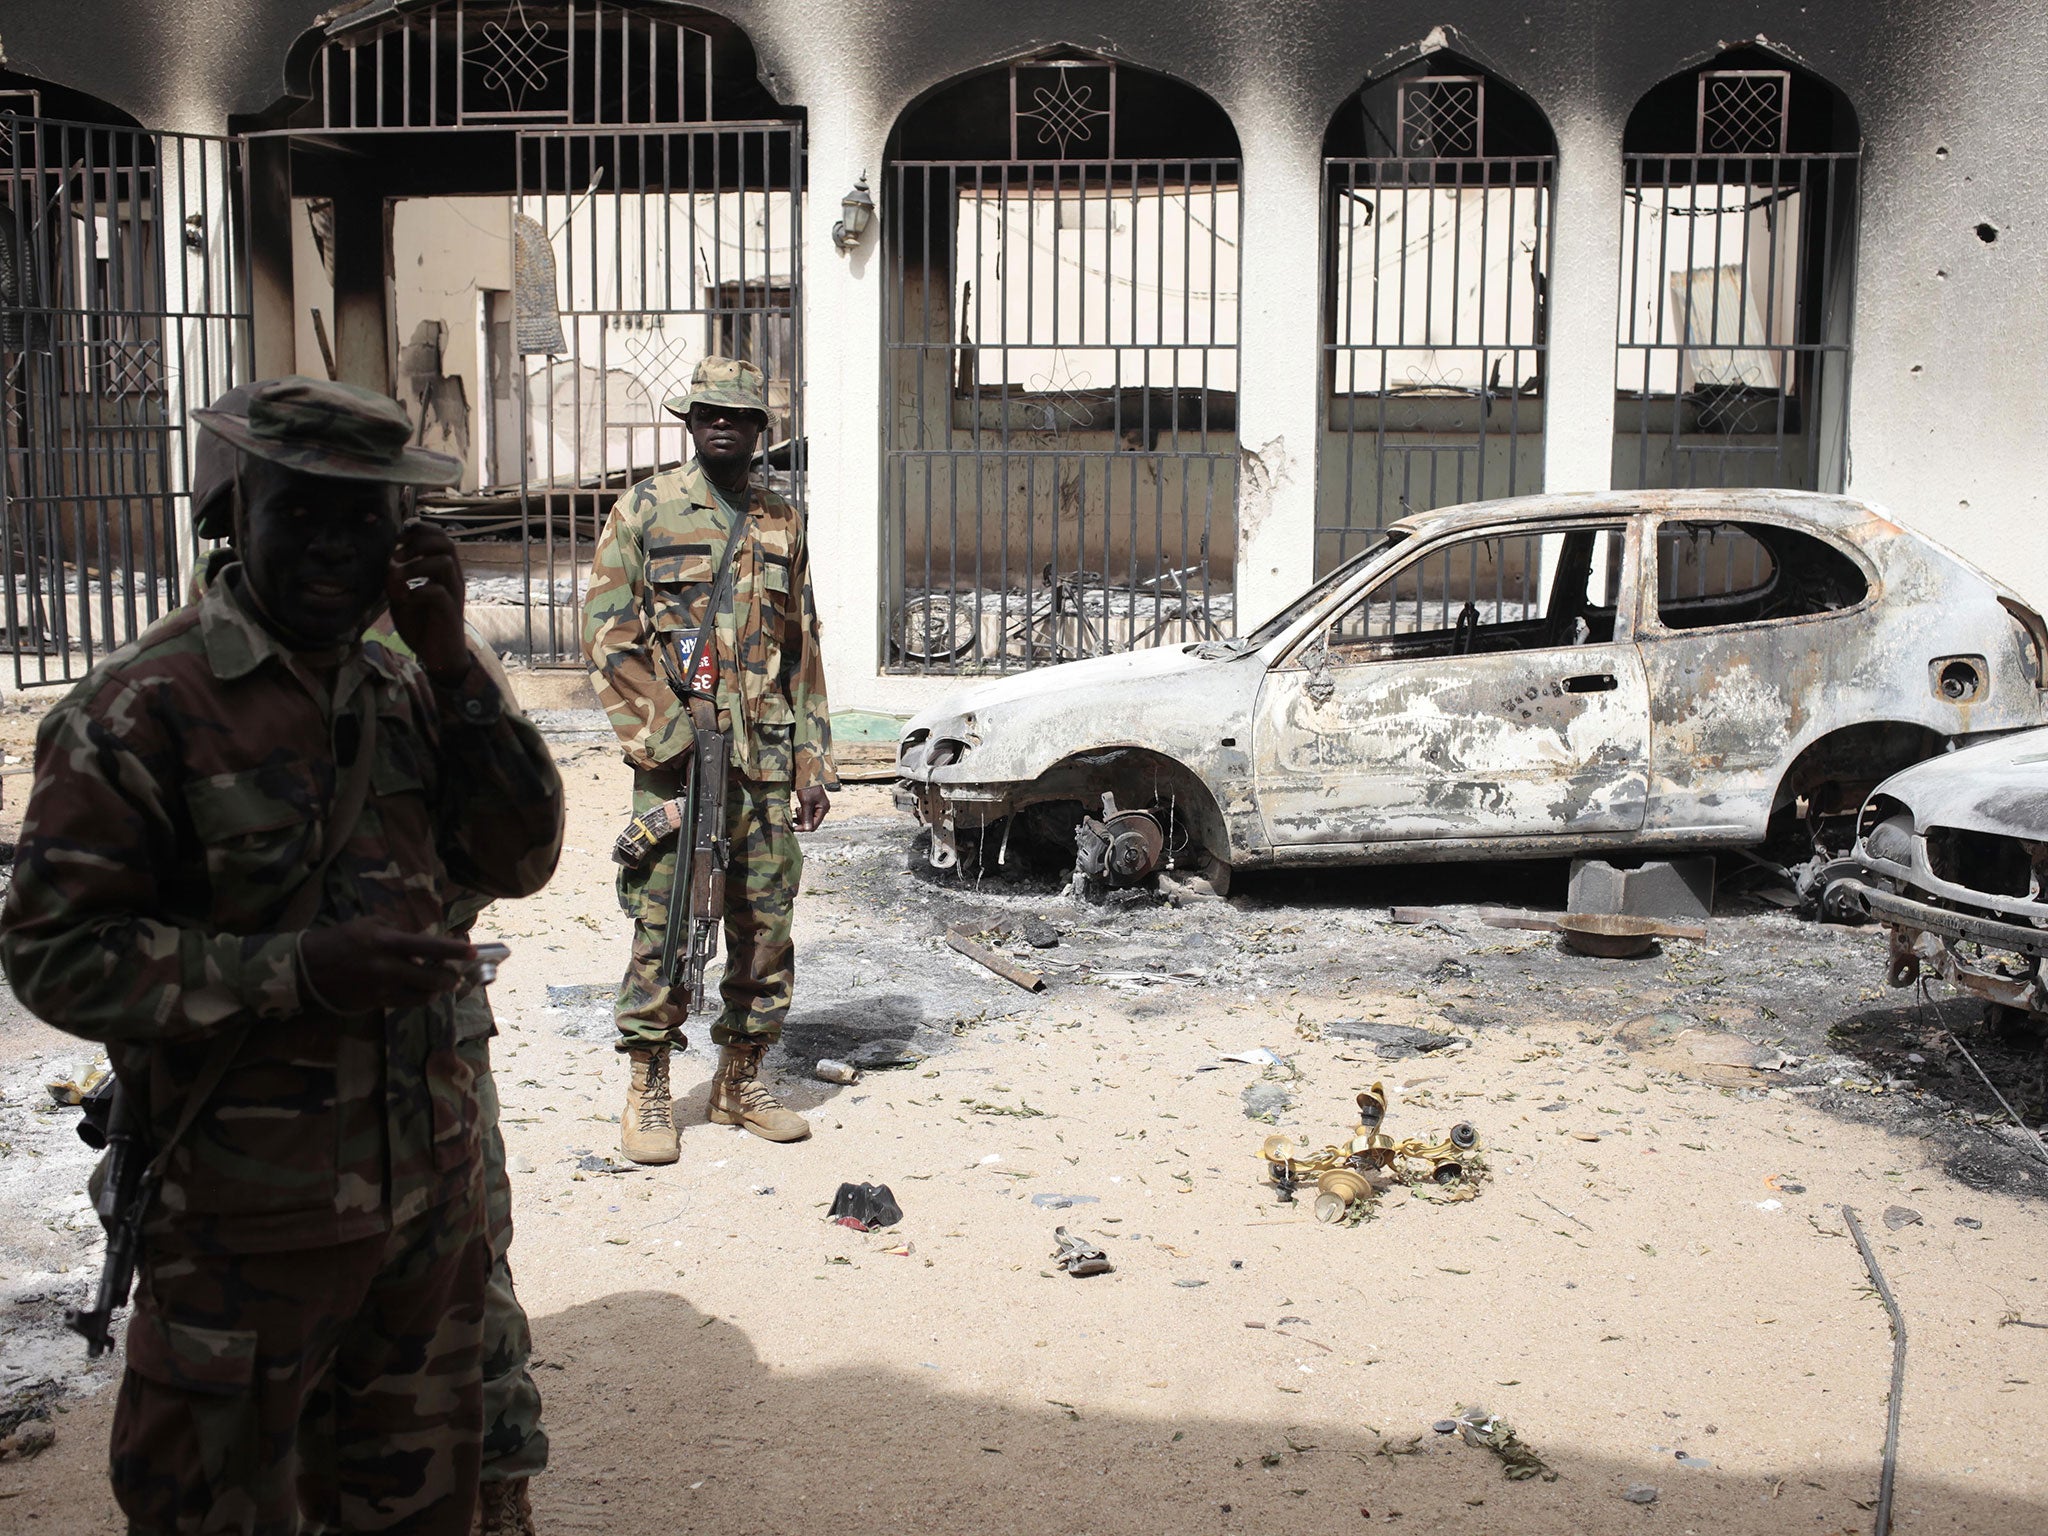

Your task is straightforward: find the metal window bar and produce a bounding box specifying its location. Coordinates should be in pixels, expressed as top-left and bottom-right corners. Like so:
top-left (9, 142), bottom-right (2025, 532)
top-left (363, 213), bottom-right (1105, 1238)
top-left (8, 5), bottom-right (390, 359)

top-left (1317, 153), bottom-right (1553, 574)
top-left (512, 123), bottom-right (803, 664)
top-left (883, 155), bottom-right (1242, 675)
top-left (1, 114), bottom-right (251, 687)
top-left (1614, 150), bottom-right (1858, 496)
top-left (304, 0), bottom-right (717, 132)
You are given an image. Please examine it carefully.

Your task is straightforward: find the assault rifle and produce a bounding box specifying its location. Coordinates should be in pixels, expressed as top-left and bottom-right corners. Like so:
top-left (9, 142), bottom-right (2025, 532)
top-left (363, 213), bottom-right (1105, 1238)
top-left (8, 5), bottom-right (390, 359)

top-left (609, 604), bottom-right (730, 1014)
top-left (67, 1075), bottom-right (151, 1358)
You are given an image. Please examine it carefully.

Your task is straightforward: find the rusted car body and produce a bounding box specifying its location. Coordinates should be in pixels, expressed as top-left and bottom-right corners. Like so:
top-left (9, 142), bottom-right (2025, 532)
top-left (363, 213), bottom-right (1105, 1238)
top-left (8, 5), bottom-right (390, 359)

top-left (1824, 729), bottom-right (2048, 1020)
top-left (897, 490), bottom-right (2048, 885)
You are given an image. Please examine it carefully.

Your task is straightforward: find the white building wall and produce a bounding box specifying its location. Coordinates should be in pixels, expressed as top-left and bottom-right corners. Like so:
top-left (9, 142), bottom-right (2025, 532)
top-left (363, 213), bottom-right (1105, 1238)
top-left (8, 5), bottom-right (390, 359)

top-left (6, 0), bottom-right (2047, 716)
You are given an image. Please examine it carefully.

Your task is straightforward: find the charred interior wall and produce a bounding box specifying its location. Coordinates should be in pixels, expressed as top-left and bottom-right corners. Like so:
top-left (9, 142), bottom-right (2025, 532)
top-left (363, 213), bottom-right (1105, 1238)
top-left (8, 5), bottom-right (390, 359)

top-left (1, 0), bottom-right (2042, 712)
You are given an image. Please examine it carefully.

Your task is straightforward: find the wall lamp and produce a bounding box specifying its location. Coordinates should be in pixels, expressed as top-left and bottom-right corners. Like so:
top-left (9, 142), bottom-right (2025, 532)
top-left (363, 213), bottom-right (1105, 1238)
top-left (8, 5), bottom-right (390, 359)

top-left (833, 172), bottom-right (874, 253)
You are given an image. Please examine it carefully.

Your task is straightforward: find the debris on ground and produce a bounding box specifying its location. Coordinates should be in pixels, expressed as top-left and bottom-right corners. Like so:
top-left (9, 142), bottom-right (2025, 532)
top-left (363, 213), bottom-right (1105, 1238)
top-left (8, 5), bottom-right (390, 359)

top-left (1029, 1193), bottom-right (1099, 1210)
top-left (827, 1182), bottom-right (903, 1232)
top-left (1454, 1404), bottom-right (1558, 1481)
top-left (1322, 1021), bottom-right (1458, 1058)
top-left (1240, 1081), bottom-right (1293, 1122)
top-left (1259, 1086), bottom-right (1485, 1219)
top-left (1051, 1226), bottom-right (1113, 1278)
top-left (1621, 1483), bottom-right (1660, 1504)
top-left (945, 925), bottom-right (1047, 992)
top-left (1614, 1011), bottom-right (1799, 1086)
top-left (0, 1383), bottom-right (62, 1463)
top-left (1017, 915), bottom-right (1062, 949)
top-left (813, 1058), bottom-right (860, 1085)
top-left (1217, 1048), bottom-right (1284, 1067)
top-left (1882, 1205), bottom-right (1923, 1231)
top-left (43, 1065), bottom-right (106, 1107)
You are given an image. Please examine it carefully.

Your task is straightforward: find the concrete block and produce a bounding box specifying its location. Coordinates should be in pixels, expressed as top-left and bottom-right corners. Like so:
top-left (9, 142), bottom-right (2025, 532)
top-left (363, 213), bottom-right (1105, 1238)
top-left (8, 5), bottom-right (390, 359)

top-left (1568, 857), bottom-right (1715, 923)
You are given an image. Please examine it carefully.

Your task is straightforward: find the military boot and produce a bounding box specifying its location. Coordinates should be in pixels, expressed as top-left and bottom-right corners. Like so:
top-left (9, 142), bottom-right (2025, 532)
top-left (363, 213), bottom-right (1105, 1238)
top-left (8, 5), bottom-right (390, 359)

top-left (620, 1045), bottom-right (679, 1165)
top-left (708, 1041), bottom-right (810, 1142)
top-left (473, 1477), bottom-right (535, 1536)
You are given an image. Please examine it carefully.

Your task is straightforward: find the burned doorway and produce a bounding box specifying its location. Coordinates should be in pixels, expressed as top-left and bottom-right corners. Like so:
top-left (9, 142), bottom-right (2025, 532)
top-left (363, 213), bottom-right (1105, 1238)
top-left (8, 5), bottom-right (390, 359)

top-left (1317, 62), bottom-right (1556, 574)
top-left (256, 0), bottom-right (802, 663)
top-left (884, 54), bottom-right (1242, 674)
top-left (0, 79), bottom-right (250, 685)
top-left (1615, 49), bottom-right (1860, 492)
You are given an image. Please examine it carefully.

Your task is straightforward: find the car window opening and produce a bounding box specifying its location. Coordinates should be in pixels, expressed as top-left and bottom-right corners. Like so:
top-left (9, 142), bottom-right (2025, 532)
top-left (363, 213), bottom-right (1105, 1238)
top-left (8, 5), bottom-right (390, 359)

top-left (1655, 519), bottom-right (1867, 630)
top-left (1327, 525), bottom-right (1626, 662)
top-left (1244, 529), bottom-right (1408, 646)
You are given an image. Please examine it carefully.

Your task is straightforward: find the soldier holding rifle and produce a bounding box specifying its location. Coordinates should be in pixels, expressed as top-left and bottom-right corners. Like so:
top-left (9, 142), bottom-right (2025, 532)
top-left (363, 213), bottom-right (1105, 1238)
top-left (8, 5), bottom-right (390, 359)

top-left (0, 377), bottom-right (564, 1534)
top-left (583, 356), bottom-right (837, 1162)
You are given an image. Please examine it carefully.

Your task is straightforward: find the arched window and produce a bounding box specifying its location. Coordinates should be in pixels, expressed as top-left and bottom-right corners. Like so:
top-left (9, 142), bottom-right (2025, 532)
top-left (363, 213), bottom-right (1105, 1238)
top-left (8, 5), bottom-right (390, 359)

top-left (256, 1), bottom-right (803, 661)
top-left (1, 73), bottom-right (247, 684)
top-left (883, 52), bottom-right (1241, 673)
top-left (1615, 49), bottom-right (1860, 491)
top-left (1318, 57), bottom-right (1557, 573)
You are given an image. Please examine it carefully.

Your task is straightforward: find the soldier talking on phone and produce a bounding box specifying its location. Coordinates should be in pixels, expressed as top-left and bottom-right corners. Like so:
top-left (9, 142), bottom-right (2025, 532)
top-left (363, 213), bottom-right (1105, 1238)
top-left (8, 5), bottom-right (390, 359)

top-left (0, 376), bottom-right (564, 1534)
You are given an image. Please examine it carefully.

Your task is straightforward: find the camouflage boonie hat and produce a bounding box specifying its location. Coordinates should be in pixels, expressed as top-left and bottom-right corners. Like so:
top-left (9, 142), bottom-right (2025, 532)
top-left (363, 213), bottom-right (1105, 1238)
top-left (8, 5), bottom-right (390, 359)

top-left (664, 355), bottom-right (769, 421)
top-left (193, 376), bottom-right (462, 491)
top-left (190, 381), bottom-right (259, 540)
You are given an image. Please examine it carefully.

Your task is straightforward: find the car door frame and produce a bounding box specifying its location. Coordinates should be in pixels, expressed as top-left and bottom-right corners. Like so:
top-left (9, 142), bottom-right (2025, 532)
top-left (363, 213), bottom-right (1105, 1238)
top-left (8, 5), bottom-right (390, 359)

top-left (1248, 511), bottom-right (1653, 852)
top-left (1633, 507), bottom-right (1887, 838)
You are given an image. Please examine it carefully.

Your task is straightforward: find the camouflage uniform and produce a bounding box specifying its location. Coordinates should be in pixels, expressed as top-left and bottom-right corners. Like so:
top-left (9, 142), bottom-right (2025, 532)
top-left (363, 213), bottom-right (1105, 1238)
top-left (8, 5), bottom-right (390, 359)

top-left (583, 451), bottom-right (836, 1051)
top-left (0, 382), bottom-right (564, 1534)
top-left (368, 630), bottom-right (548, 1493)
top-left (190, 390), bottom-right (551, 1500)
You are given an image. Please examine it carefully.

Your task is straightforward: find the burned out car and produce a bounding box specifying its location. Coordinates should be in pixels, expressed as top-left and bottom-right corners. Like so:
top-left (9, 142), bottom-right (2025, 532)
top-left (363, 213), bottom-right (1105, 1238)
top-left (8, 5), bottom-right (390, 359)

top-left (897, 490), bottom-right (2048, 890)
top-left (1822, 729), bottom-right (2048, 1023)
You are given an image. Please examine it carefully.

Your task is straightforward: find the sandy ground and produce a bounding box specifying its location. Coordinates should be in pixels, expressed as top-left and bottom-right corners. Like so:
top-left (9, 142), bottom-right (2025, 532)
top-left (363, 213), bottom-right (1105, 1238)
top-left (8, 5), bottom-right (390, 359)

top-left (2, 684), bottom-right (2046, 1533)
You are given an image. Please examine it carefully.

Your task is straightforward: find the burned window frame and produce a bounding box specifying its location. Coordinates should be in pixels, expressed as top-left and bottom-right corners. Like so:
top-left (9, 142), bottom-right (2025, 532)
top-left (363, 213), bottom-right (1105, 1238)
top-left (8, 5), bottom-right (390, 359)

top-left (1614, 53), bottom-right (1861, 495)
top-left (882, 53), bottom-right (1244, 676)
top-left (1317, 64), bottom-right (1558, 575)
top-left (1643, 514), bottom-right (1874, 634)
top-left (1301, 516), bottom-right (1641, 668)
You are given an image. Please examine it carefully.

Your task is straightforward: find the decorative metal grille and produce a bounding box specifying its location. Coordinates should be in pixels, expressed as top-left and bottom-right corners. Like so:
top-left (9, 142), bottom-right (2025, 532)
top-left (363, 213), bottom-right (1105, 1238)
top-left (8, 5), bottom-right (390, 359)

top-left (511, 125), bottom-right (803, 663)
top-left (1397, 77), bottom-right (1485, 159)
top-left (884, 152), bottom-right (1241, 674)
top-left (1696, 70), bottom-right (1790, 155)
top-left (1010, 64), bottom-right (1116, 160)
top-left (304, 0), bottom-right (718, 130)
top-left (1318, 138), bottom-right (1553, 572)
top-left (0, 115), bottom-right (251, 685)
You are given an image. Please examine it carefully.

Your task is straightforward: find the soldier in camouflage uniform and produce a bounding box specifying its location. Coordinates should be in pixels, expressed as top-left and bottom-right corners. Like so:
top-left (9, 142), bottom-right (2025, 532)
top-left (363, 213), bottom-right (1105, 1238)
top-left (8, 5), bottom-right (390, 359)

top-left (0, 377), bottom-right (564, 1534)
top-left (184, 400), bottom-right (551, 1536)
top-left (583, 356), bottom-right (837, 1162)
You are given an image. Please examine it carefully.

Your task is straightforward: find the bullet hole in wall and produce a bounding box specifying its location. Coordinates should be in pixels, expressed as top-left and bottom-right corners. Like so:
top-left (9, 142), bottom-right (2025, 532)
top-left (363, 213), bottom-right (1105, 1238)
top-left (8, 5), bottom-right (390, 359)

top-left (1975, 222), bottom-right (1999, 243)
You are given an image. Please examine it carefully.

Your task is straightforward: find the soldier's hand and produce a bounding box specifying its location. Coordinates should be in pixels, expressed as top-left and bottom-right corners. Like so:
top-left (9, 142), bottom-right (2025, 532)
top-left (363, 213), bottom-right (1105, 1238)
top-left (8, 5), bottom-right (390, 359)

top-left (794, 785), bottom-right (831, 833)
top-left (298, 919), bottom-right (476, 1012)
top-left (386, 520), bottom-right (469, 683)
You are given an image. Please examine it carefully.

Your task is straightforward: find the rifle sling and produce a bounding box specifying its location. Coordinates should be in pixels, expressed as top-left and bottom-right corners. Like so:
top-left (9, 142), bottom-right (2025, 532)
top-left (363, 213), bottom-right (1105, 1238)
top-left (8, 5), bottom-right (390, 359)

top-left (662, 495), bottom-right (749, 747)
top-left (143, 687), bottom-right (383, 1186)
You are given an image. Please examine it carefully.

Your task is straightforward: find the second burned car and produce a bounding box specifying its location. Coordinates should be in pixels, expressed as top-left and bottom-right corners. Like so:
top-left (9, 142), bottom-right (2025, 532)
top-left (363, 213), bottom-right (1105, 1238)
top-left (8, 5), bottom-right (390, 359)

top-left (897, 489), bottom-right (2048, 889)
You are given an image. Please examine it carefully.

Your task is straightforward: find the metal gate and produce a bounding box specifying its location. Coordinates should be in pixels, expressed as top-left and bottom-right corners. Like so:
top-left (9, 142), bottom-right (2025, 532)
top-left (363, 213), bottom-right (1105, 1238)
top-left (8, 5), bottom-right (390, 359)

top-left (249, 0), bottom-right (804, 666)
top-left (1616, 70), bottom-right (1858, 491)
top-left (0, 110), bottom-right (250, 685)
top-left (884, 60), bottom-right (1241, 674)
top-left (1319, 76), bottom-right (1553, 574)
top-left (513, 123), bottom-right (803, 662)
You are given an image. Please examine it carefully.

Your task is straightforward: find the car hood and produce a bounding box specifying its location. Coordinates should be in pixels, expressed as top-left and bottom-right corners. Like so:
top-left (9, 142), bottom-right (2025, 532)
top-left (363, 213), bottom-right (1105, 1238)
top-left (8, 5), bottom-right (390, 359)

top-left (1875, 727), bottom-right (2048, 838)
top-left (904, 642), bottom-right (1264, 781)
top-left (921, 642), bottom-right (1244, 717)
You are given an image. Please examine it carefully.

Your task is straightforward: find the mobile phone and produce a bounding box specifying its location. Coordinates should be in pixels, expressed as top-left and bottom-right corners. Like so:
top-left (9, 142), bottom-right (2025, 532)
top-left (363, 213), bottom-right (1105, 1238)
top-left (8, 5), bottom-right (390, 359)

top-left (466, 942), bottom-right (511, 989)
